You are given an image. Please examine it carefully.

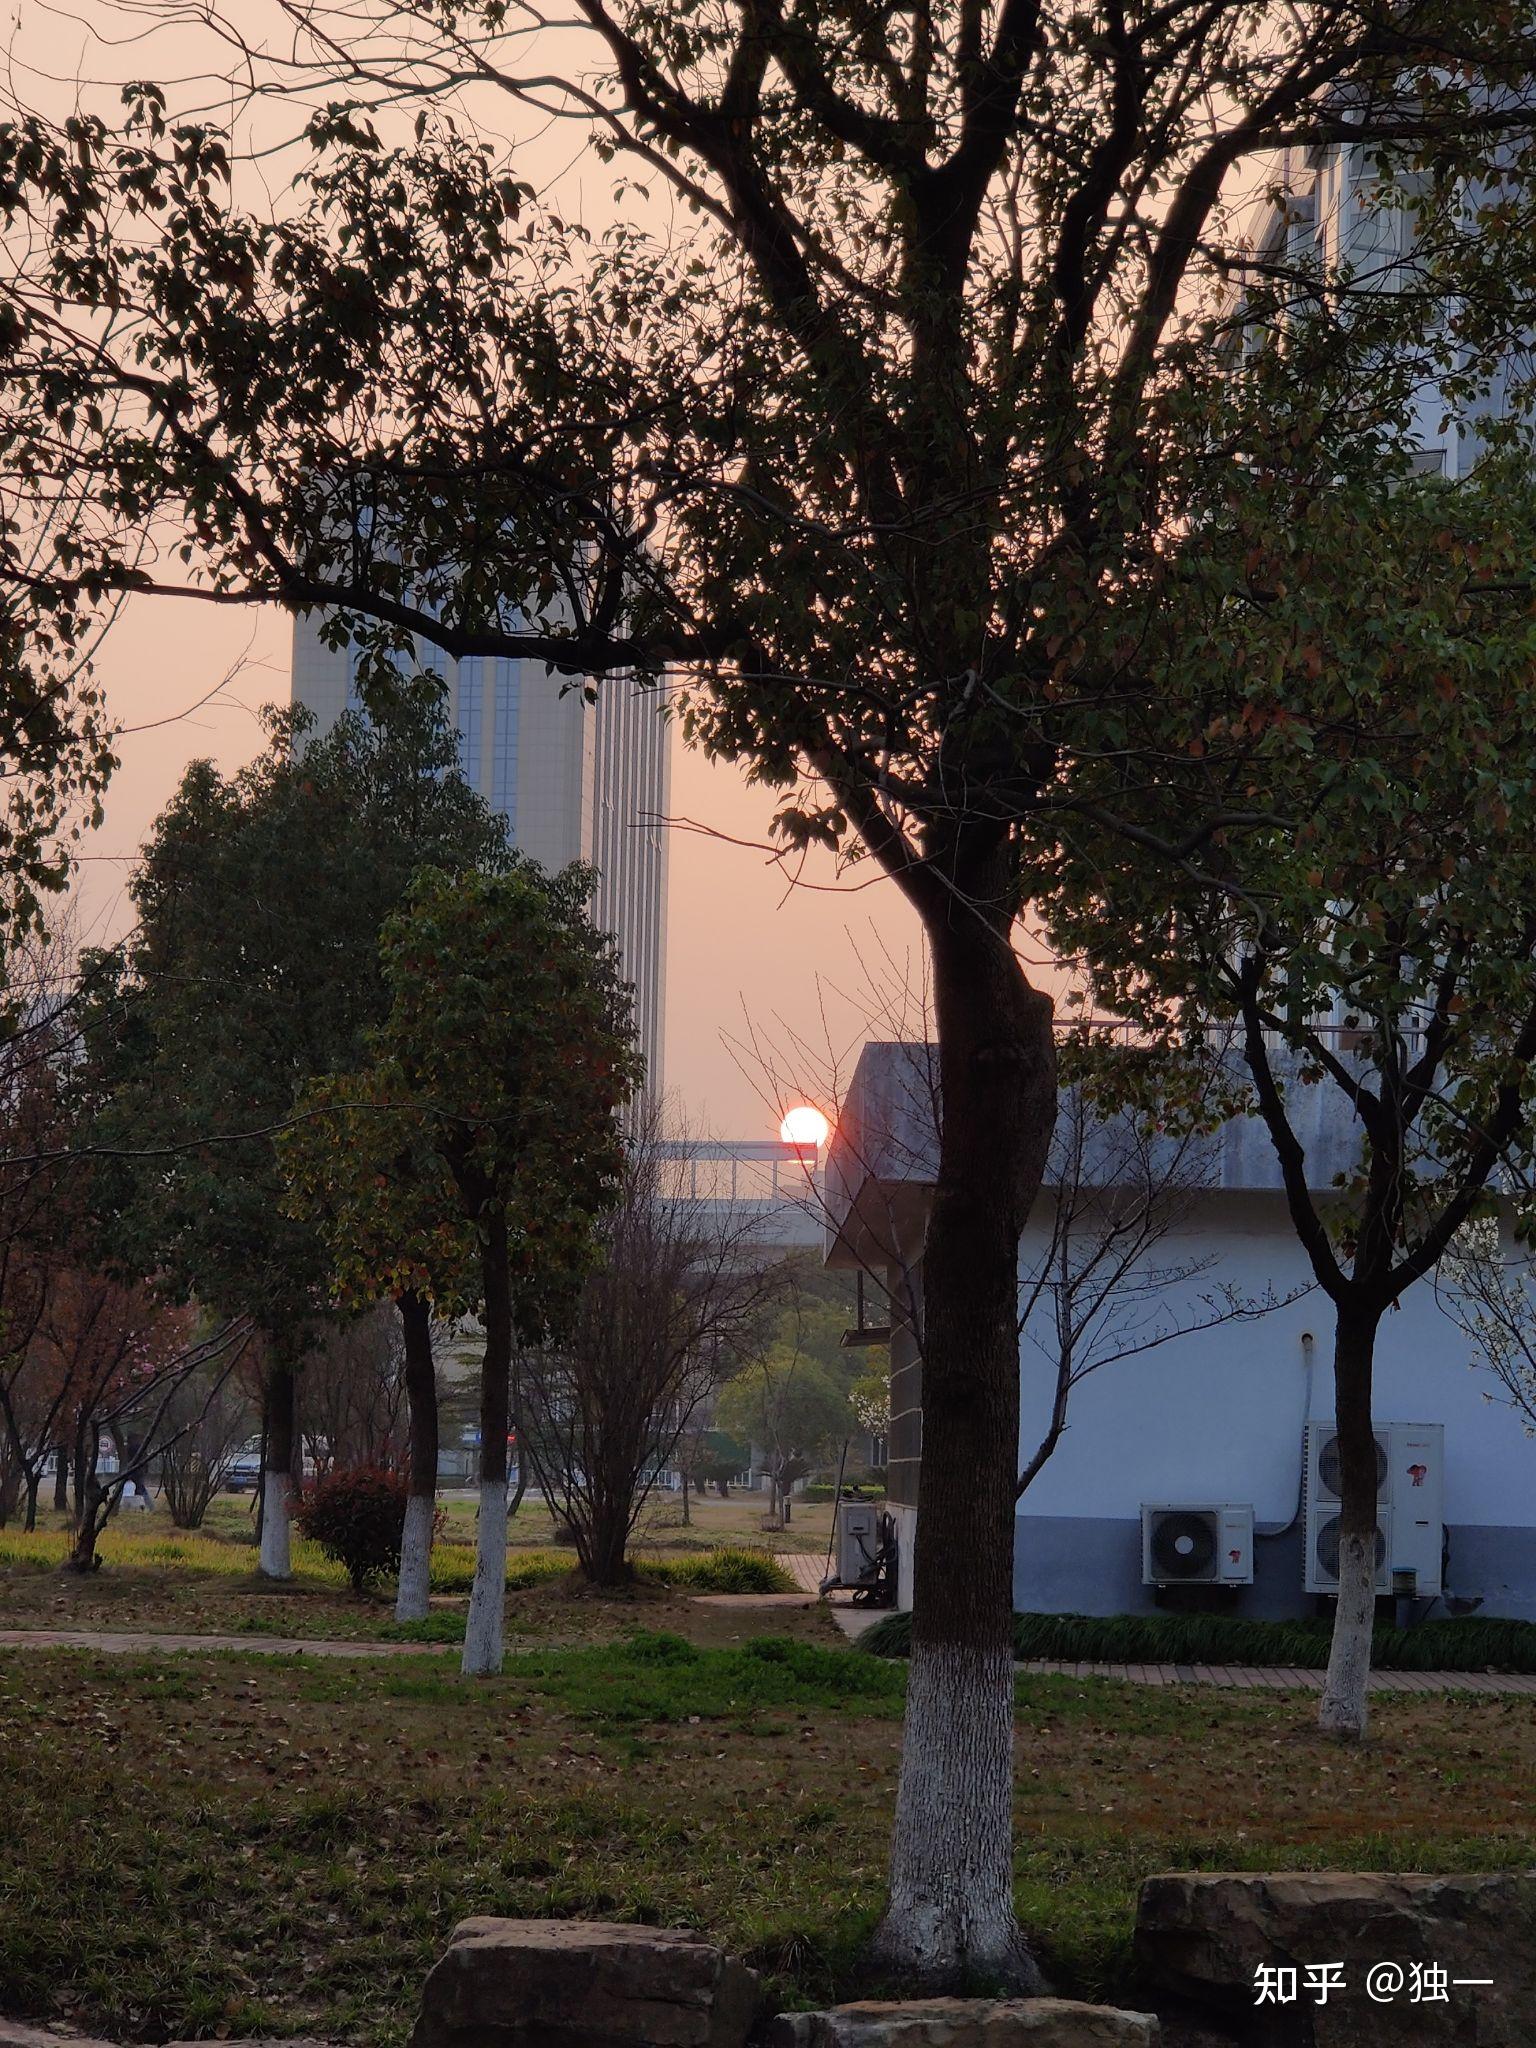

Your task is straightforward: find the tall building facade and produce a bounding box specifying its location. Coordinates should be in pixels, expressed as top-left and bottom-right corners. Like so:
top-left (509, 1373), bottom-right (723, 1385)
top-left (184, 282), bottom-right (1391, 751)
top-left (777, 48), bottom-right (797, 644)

top-left (1242, 139), bottom-right (1533, 474)
top-left (290, 617), bottom-right (669, 1090)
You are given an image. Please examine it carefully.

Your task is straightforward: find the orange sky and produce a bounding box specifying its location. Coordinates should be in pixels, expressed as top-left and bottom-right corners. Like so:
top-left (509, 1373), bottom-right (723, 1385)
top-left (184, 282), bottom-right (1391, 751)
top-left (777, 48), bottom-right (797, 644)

top-left (30, 3), bottom-right (1065, 1134)
top-left (72, 592), bottom-right (935, 1135)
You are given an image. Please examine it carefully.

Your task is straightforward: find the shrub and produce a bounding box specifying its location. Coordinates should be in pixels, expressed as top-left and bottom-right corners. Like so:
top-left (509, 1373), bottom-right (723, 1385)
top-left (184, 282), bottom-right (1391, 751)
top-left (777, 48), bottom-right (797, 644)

top-left (293, 1466), bottom-right (409, 1593)
top-left (652, 1546), bottom-right (795, 1594)
top-left (858, 1605), bottom-right (1536, 1674)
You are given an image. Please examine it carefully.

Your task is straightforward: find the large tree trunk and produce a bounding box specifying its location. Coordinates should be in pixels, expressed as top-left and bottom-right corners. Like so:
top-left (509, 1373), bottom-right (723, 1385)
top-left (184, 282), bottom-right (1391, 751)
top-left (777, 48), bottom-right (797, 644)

top-left (1319, 1305), bottom-right (1383, 1742)
top-left (463, 1213), bottom-right (510, 1677)
top-left (507, 1449), bottom-right (529, 1519)
top-left (260, 1363), bottom-right (296, 1581)
top-left (870, 878), bottom-right (1056, 1990)
top-left (395, 1291), bottom-right (439, 1624)
top-left (67, 1482), bottom-right (108, 1571)
top-left (52, 1445), bottom-right (68, 1513)
top-left (22, 1468), bottom-right (38, 1532)
top-left (585, 1485), bottom-right (633, 1587)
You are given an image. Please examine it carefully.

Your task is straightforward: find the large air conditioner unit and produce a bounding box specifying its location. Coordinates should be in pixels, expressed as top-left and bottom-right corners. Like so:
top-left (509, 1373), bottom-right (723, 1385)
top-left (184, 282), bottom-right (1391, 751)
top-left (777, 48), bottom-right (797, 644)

top-left (1303, 1421), bottom-right (1444, 1595)
top-left (1142, 1504), bottom-right (1254, 1587)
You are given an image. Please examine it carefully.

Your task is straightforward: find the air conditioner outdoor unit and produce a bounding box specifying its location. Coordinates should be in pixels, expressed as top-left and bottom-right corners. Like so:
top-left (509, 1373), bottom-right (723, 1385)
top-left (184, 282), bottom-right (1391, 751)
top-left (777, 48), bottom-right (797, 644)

top-left (836, 1500), bottom-right (887, 1587)
top-left (1142, 1504), bottom-right (1254, 1587)
top-left (1308, 1506), bottom-right (1393, 1594)
top-left (1302, 1421), bottom-right (1444, 1595)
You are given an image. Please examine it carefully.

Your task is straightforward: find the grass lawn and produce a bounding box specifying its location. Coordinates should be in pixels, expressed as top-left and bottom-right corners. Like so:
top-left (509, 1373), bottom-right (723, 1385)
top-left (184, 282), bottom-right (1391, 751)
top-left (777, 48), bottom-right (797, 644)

top-left (0, 1499), bottom-right (803, 1645)
top-left (2, 1635), bottom-right (1534, 2044)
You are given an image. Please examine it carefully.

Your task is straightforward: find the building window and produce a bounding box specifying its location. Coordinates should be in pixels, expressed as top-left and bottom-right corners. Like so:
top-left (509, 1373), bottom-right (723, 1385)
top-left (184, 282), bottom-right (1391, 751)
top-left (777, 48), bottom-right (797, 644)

top-left (491, 660), bottom-right (519, 829)
top-left (458, 659), bottom-right (484, 790)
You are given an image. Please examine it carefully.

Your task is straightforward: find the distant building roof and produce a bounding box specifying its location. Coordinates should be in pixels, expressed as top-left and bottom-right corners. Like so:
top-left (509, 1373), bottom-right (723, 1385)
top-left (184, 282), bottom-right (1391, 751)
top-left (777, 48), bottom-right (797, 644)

top-left (824, 1039), bottom-right (1374, 1268)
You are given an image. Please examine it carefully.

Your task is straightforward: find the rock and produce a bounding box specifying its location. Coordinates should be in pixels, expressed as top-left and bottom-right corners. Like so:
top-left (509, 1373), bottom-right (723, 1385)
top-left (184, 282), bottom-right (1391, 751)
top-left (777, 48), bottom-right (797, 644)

top-left (0, 2030), bottom-right (335, 2048)
top-left (762, 1998), bottom-right (1160, 2047)
top-left (1135, 1871), bottom-right (1536, 2044)
top-left (409, 1917), bottom-right (761, 2048)
top-left (0, 2027), bottom-right (113, 2048)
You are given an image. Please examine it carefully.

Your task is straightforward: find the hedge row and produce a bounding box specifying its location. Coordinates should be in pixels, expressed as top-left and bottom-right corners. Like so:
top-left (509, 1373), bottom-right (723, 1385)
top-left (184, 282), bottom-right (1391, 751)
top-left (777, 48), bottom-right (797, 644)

top-left (858, 1605), bottom-right (1536, 1673)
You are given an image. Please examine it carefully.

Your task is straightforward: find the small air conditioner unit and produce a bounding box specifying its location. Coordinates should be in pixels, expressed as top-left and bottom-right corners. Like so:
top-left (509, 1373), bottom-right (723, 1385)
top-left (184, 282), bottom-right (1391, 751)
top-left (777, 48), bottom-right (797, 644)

top-left (836, 1500), bottom-right (887, 1587)
top-left (1142, 1504), bottom-right (1254, 1587)
top-left (1302, 1421), bottom-right (1444, 1595)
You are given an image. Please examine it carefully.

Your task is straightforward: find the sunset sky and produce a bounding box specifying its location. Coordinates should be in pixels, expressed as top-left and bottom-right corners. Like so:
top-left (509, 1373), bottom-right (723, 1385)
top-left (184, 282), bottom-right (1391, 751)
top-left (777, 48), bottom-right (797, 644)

top-left (20, 4), bottom-right (1083, 1134)
top-left (73, 591), bottom-right (930, 1133)
top-left (20, 2), bottom-right (952, 1135)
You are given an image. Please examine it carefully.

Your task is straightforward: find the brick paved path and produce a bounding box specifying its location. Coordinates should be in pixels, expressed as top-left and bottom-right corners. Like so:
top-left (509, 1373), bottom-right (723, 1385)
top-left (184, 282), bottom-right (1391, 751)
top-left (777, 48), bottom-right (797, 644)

top-left (775, 1551), bottom-right (830, 1594)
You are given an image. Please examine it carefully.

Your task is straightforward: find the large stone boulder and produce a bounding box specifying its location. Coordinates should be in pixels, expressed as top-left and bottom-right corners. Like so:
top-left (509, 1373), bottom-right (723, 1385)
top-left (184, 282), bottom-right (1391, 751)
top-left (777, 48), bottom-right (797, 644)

top-left (409, 1917), bottom-right (761, 2048)
top-left (1135, 1871), bottom-right (1536, 2044)
top-left (762, 1998), bottom-right (1160, 2047)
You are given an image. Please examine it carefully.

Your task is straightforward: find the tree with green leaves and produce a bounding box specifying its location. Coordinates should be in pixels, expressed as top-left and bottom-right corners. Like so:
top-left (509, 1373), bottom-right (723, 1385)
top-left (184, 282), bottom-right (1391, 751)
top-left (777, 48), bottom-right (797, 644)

top-left (10, 0), bottom-right (1536, 1974)
top-left (84, 692), bottom-right (507, 1578)
top-left (715, 1345), bottom-right (853, 1523)
top-left (280, 1064), bottom-right (478, 1621)
top-left (368, 862), bottom-right (642, 1673)
top-left (715, 1257), bottom-right (871, 1519)
top-left (1046, 462), bottom-right (1536, 1742)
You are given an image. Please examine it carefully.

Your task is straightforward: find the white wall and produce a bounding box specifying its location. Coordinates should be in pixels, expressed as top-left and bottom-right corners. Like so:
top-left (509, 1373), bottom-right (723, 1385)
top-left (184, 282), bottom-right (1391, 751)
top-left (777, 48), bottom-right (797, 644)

top-left (1016, 1188), bottom-right (1536, 1538)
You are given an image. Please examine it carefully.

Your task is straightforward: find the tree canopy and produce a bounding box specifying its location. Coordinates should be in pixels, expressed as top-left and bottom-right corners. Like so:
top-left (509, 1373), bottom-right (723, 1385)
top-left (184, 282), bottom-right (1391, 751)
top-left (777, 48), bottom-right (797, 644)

top-left (11, 0), bottom-right (1536, 1979)
top-left (85, 691), bottom-right (508, 1348)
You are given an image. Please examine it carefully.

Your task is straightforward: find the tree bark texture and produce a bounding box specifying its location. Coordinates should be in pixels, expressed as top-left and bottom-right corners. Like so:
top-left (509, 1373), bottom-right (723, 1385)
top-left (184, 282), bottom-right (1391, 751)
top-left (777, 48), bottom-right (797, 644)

top-left (463, 1212), bottom-right (510, 1677)
top-left (259, 1363), bottom-right (296, 1581)
top-left (395, 1290), bottom-right (439, 1623)
top-left (871, 880), bottom-right (1057, 1989)
top-left (1319, 1307), bottom-right (1383, 1741)
top-left (68, 1483), bottom-right (107, 1571)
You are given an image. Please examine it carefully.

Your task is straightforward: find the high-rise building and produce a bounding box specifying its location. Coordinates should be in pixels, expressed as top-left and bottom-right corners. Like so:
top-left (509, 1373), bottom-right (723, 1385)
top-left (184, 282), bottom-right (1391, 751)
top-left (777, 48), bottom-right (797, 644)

top-left (290, 616), bottom-right (669, 1089)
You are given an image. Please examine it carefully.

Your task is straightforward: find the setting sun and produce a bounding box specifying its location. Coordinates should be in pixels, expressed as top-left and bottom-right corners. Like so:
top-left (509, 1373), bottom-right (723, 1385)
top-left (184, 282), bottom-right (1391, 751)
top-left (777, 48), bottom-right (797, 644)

top-left (778, 1104), bottom-right (831, 1148)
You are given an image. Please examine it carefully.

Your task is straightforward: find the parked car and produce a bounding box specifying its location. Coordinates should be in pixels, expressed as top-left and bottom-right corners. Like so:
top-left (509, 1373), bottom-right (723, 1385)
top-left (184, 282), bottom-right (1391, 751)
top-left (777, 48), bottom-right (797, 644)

top-left (224, 1443), bottom-right (263, 1494)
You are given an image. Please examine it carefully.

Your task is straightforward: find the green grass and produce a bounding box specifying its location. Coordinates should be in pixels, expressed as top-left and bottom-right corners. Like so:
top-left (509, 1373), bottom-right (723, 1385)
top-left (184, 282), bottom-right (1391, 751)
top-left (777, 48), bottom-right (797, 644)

top-left (859, 1605), bottom-right (1536, 1672)
top-left (3, 1637), bottom-right (1535, 2041)
top-left (4, 1637), bottom-right (1535, 2040)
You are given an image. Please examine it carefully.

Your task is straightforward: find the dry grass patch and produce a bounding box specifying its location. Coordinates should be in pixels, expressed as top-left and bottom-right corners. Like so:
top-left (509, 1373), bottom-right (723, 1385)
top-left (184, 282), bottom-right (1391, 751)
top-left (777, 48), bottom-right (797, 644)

top-left (0, 1518), bottom-right (797, 1647)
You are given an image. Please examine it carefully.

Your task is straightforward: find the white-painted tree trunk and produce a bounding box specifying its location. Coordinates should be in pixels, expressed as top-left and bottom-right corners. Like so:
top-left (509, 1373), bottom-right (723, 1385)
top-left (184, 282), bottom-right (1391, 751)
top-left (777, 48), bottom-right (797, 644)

top-left (873, 1638), bottom-right (1044, 1991)
top-left (1319, 1528), bottom-right (1375, 1740)
top-left (259, 1470), bottom-right (291, 1581)
top-left (461, 1479), bottom-right (506, 1676)
top-left (395, 1492), bottom-right (435, 1623)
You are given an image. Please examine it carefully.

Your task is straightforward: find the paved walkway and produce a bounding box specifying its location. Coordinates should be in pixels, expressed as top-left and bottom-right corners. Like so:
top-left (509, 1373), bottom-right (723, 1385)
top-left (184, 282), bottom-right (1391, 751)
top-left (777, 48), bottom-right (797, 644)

top-left (774, 1551), bottom-right (831, 1594)
top-left (0, 1628), bottom-right (440, 1659)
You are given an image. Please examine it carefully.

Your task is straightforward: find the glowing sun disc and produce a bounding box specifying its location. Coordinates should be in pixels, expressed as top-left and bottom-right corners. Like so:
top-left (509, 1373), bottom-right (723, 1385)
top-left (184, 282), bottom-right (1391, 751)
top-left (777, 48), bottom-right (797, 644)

top-left (780, 1104), bottom-right (830, 1148)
